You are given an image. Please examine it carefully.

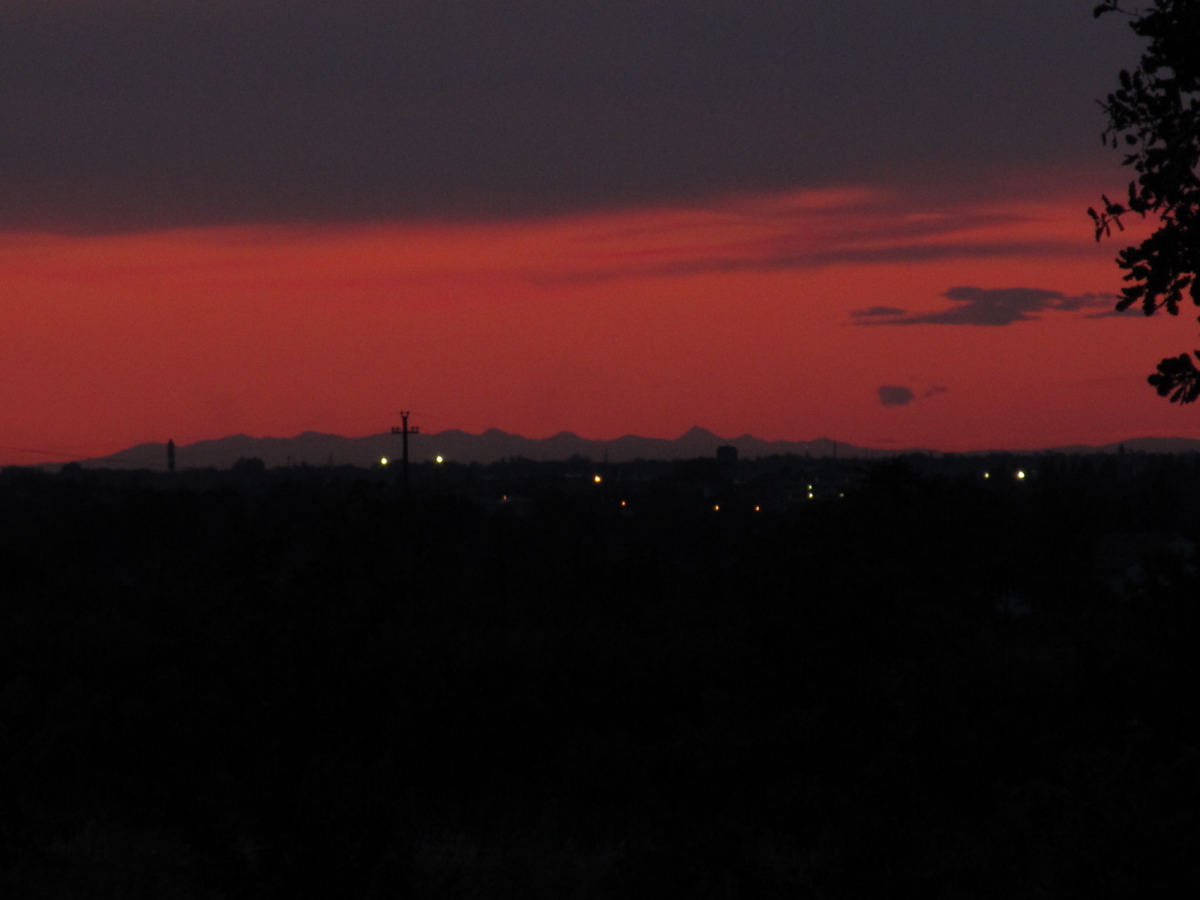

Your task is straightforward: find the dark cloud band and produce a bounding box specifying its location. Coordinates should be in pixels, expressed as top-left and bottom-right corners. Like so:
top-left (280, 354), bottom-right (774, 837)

top-left (0, 1), bottom-right (1139, 232)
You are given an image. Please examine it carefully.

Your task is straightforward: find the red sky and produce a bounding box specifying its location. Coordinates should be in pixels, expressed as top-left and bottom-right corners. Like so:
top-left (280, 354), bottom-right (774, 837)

top-left (3, 173), bottom-right (1193, 466)
top-left (2, 2), bottom-right (1196, 464)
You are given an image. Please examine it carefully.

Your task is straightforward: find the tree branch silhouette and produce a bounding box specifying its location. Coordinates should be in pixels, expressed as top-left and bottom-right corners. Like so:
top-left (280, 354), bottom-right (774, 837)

top-left (1091, 0), bottom-right (1200, 402)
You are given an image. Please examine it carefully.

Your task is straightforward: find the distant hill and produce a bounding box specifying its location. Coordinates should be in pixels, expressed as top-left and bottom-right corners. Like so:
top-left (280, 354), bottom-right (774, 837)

top-left (65, 429), bottom-right (1200, 471)
top-left (74, 428), bottom-right (921, 471)
top-left (1094, 437), bottom-right (1200, 455)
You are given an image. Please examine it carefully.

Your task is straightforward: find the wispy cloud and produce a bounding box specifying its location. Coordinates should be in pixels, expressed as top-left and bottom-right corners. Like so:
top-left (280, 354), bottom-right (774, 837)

top-left (530, 186), bottom-right (1107, 286)
top-left (1083, 303), bottom-right (1146, 319)
top-left (853, 286), bottom-right (1122, 326)
top-left (853, 305), bottom-right (910, 319)
top-left (539, 241), bottom-right (1098, 285)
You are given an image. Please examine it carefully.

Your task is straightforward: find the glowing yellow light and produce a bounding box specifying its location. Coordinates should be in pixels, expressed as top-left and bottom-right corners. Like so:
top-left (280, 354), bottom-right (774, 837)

top-left (593, 475), bottom-right (602, 483)
top-left (754, 506), bottom-right (760, 512)
top-left (380, 457), bottom-right (388, 466)
top-left (435, 455), bottom-right (444, 464)
top-left (984, 472), bottom-right (990, 479)
top-left (1017, 470), bottom-right (1026, 480)
top-left (713, 505), bottom-right (720, 511)
top-left (620, 500), bottom-right (627, 507)
top-left (808, 492), bottom-right (814, 499)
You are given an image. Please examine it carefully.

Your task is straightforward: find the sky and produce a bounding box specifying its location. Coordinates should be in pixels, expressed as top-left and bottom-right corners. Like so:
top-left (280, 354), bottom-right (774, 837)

top-left (2, 0), bottom-right (1197, 465)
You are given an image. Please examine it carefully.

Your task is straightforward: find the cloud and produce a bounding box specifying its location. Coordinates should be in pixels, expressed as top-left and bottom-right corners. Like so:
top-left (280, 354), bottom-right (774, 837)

top-left (853, 306), bottom-right (911, 319)
top-left (878, 385), bottom-right (916, 407)
top-left (876, 383), bottom-right (947, 408)
top-left (516, 189), bottom-right (1111, 286)
top-left (855, 286), bottom-right (1122, 326)
top-left (1084, 300), bottom-right (1147, 319)
top-left (0, 1), bottom-right (1140, 232)
top-left (536, 239), bottom-right (1102, 286)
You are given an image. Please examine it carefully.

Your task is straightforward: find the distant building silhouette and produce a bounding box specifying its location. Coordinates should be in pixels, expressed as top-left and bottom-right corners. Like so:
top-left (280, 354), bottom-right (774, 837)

top-left (716, 445), bottom-right (738, 464)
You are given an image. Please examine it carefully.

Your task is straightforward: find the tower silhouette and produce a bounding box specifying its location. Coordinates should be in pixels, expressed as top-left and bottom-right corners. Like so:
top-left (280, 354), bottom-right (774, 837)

top-left (391, 412), bottom-right (419, 494)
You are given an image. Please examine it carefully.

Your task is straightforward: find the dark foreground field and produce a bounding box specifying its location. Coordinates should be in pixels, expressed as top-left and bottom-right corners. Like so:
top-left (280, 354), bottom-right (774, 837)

top-left (2, 454), bottom-right (1199, 898)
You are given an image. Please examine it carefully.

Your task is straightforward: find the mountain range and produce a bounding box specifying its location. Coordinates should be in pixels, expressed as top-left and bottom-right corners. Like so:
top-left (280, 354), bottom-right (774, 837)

top-left (65, 429), bottom-right (1200, 472)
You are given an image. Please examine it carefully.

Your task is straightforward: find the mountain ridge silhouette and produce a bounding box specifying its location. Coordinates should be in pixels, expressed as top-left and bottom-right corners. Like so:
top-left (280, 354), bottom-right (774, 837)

top-left (62, 429), bottom-right (1200, 471)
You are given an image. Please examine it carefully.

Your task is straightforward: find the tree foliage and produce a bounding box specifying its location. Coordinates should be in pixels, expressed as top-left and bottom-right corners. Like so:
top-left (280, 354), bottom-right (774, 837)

top-left (1090, 0), bottom-right (1200, 402)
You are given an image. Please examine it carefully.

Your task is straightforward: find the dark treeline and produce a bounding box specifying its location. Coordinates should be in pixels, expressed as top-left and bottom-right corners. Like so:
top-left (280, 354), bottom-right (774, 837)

top-left (2, 453), bottom-right (1199, 898)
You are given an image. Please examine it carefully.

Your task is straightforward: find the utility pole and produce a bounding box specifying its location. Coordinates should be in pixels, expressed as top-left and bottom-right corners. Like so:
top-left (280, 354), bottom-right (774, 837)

top-left (391, 411), bottom-right (419, 494)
